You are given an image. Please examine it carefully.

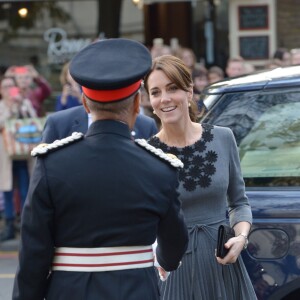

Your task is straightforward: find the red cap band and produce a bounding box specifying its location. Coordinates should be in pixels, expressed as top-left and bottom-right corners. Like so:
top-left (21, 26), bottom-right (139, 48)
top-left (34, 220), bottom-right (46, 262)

top-left (82, 80), bottom-right (142, 102)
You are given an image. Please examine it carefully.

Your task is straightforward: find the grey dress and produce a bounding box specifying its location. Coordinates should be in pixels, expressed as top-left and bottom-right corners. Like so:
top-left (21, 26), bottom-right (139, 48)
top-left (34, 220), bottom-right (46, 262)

top-left (148, 124), bottom-right (257, 300)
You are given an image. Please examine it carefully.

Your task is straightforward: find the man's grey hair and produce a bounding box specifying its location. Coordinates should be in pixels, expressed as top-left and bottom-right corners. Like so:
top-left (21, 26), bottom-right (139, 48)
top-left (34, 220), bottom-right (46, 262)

top-left (84, 89), bottom-right (140, 116)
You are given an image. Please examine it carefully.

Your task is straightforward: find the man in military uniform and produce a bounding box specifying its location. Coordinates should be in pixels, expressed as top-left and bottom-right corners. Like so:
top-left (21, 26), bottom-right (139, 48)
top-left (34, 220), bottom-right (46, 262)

top-left (12, 38), bottom-right (188, 300)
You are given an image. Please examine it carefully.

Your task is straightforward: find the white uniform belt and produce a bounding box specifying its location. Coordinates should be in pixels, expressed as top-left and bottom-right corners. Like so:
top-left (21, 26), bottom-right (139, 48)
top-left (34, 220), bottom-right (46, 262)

top-left (52, 245), bottom-right (154, 272)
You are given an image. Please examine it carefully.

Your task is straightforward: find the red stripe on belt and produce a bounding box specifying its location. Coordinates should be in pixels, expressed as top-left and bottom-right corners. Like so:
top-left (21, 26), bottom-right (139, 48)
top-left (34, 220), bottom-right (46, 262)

top-left (55, 248), bottom-right (153, 257)
top-left (53, 258), bottom-right (154, 268)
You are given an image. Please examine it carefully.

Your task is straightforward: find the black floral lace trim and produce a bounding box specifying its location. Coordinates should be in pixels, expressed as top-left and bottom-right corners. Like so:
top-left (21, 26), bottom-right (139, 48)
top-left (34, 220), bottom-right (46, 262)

top-left (148, 123), bottom-right (217, 191)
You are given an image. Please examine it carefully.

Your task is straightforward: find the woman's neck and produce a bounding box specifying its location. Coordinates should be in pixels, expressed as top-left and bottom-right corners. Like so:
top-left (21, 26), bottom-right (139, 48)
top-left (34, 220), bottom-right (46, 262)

top-left (158, 122), bottom-right (202, 148)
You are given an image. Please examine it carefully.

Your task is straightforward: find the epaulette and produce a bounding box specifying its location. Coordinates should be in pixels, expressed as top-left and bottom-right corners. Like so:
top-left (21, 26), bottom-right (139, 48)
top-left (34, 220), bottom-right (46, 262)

top-left (135, 139), bottom-right (184, 168)
top-left (31, 132), bottom-right (84, 157)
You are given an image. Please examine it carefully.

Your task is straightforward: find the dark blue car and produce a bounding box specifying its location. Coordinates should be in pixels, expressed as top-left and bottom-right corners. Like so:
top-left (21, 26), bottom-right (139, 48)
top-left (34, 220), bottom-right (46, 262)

top-left (200, 66), bottom-right (300, 300)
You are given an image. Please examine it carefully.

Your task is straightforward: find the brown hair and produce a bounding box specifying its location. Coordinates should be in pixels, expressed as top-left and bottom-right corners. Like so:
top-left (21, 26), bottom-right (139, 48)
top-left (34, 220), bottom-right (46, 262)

top-left (59, 62), bottom-right (70, 86)
top-left (144, 55), bottom-right (198, 121)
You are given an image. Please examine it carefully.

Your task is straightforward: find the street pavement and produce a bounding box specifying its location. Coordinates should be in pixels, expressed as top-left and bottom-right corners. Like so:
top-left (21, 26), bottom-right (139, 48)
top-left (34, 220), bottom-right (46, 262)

top-left (0, 219), bottom-right (20, 300)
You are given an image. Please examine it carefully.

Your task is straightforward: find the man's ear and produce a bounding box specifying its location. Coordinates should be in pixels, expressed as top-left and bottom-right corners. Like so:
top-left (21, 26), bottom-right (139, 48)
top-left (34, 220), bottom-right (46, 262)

top-left (82, 95), bottom-right (90, 113)
top-left (133, 92), bottom-right (141, 115)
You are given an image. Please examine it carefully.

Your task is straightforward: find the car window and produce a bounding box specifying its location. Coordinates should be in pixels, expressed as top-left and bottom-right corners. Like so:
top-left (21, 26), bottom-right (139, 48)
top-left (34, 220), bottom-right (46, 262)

top-left (202, 89), bottom-right (300, 186)
top-left (239, 101), bottom-right (300, 177)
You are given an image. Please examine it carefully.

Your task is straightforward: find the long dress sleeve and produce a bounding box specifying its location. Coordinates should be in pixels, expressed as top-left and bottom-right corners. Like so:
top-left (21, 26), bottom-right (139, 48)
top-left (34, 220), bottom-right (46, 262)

top-left (226, 128), bottom-right (252, 227)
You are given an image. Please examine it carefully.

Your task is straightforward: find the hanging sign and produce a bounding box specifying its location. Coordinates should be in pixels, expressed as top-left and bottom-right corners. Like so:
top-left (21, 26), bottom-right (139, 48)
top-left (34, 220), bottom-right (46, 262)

top-left (44, 28), bottom-right (92, 64)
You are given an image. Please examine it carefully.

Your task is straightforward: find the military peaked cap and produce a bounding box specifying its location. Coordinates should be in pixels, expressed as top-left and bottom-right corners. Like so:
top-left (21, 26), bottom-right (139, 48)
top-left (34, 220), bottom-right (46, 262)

top-left (69, 38), bottom-right (152, 102)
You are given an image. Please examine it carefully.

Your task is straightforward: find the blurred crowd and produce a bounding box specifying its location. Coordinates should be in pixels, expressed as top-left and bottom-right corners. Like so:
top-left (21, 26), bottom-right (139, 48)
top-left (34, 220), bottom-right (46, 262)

top-left (0, 62), bottom-right (82, 241)
top-left (1, 37), bottom-right (300, 242)
top-left (0, 65), bottom-right (51, 241)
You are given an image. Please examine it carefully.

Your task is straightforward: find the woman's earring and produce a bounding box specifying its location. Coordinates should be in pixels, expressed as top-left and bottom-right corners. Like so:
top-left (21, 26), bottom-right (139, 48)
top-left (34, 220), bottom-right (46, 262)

top-left (188, 102), bottom-right (191, 107)
top-left (153, 110), bottom-right (156, 114)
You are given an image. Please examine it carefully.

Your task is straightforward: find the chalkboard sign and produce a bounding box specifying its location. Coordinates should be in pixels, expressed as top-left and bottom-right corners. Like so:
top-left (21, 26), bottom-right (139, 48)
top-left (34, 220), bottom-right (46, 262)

top-left (239, 36), bottom-right (269, 60)
top-left (239, 5), bottom-right (268, 30)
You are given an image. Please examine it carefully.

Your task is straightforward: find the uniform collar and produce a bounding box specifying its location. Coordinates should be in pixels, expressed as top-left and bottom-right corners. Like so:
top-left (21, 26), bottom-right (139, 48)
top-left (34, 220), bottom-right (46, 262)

top-left (85, 119), bottom-right (132, 139)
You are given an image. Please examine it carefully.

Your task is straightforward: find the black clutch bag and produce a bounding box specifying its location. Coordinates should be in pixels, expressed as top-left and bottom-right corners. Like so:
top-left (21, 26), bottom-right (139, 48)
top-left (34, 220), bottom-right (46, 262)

top-left (216, 225), bottom-right (235, 258)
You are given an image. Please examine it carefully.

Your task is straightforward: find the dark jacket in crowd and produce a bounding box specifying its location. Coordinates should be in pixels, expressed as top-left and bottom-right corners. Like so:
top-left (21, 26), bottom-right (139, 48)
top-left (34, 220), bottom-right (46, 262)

top-left (42, 105), bottom-right (158, 143)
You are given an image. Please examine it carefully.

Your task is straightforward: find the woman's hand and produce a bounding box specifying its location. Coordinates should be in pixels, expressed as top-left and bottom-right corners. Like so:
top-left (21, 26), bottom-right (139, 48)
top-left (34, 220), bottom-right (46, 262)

top-left (215, 235), bottom-right (247, 265)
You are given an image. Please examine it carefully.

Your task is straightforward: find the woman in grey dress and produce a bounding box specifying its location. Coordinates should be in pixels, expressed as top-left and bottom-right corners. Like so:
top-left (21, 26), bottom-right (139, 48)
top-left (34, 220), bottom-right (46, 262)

top-left (144, 55), bottom-right (257, 300)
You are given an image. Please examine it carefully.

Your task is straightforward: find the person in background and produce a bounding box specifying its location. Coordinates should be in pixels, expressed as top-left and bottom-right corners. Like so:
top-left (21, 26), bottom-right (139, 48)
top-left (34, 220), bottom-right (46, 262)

top-left (265, 58), bottom-right (283, 70)
top-left (13, 38), bottom-right (188, 300)
top-left (144, 54), bottom-right (257, 300)
top-left (5, 65), bottom-right (51, 116)
top-left (244, 62), bottom-right (256, 74)
top-left (150, 38), bottom-right (173, 59)
top-left (55, 62), bottom-right (82, 111)
top-left (0, 191), bottom-right (4, 221)
top-left (273, 48), bottom-right (291, 66)
top-left (225, 56), bottom-right (246, 78)
top-left (192, 66), bottom-right (208, 94)
top-left (207, 66), bottom-right (224, 84)
top-left (177, 47), bottom-right (199, 75)
top-left (191, 66), bottom-right (208, 114)
top-left (290, 48), bottom-right (300, 66)
top-left (42, 103), bottom-right (158, 143)
top-left (0, 76), bottom-right (36, 241)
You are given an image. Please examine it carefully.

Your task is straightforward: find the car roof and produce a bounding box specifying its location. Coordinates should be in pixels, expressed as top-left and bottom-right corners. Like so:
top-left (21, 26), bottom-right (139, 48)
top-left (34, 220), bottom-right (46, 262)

top-left (203, 65), bottom-right (300, 95)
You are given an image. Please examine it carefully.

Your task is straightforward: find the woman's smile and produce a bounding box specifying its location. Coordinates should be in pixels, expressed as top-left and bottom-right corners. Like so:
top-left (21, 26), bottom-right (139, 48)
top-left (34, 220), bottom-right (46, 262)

top-left (161, 105), bottom-right (177, 112)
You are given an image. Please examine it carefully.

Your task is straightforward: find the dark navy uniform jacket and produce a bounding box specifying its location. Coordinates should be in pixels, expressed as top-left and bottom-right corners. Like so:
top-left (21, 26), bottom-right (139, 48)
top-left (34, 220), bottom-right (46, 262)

top-left (13, 120), bottom-right (188, 300)
top-left (42, 105), bottom-right (158, 143)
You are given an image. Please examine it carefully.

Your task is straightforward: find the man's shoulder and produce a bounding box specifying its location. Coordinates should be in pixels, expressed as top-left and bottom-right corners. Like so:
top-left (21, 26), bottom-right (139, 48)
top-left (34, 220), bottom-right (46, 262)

top-left (134, 114), bottom-right (158, 138)
top-left (136, 114), bottom-right (156, 125)
top-left (42, 106), bottom-right (87, 143)
top-left (135, 139), bottom-right (183, 169)
top-left (31, 132), bottom-right (84, 157)
top-left (47, 106), bottom-right (85, 121)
